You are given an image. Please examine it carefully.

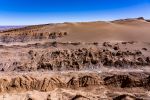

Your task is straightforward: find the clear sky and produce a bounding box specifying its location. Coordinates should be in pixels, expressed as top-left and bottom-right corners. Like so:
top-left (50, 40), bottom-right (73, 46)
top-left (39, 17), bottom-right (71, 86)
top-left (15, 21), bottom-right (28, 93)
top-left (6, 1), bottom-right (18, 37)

top-left (0, 0), bottom-right (150, 25)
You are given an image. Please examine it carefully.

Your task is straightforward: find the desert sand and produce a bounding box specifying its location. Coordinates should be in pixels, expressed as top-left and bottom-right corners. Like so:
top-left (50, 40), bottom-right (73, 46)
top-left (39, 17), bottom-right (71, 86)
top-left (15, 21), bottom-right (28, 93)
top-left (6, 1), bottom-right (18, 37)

top-left (0, 17), bottom-right (150, 100)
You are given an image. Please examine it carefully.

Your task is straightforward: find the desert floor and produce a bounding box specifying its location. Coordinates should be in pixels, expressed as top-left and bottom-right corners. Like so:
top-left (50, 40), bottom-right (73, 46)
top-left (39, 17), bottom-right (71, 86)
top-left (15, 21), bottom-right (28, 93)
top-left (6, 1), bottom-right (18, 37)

top-left (0, 18), bottom-right (150, 100)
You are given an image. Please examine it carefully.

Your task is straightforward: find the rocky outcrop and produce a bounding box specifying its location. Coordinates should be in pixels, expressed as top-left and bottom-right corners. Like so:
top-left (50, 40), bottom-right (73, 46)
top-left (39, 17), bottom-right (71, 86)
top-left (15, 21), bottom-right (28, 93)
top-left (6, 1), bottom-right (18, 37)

top-left (0, 42), bottom-right (149, 72)
top-left (0, 76), bottom-right (64, 93)
top-left (67, 75), bottom-right (101, 89)
top-left (35, 48), bottom-right (150, 71)
top-left (0, 74), bottom-right (99, 93)
top-left (113, 94), bottom-right (143, 100)
top-left (0, 31), bottom-right (68, 43)
top-left (102, 72), bottom-right (150, 90)
top-left (71, 95), bottom-right (90, 100)
top-left (0, 72), bottom-right (150, 94)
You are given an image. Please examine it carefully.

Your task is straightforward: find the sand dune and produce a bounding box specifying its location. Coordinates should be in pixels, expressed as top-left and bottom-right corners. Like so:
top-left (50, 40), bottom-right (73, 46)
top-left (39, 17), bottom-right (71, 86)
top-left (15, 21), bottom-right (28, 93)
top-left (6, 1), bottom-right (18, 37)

top-left (1, 17), bottom-right (150, 42)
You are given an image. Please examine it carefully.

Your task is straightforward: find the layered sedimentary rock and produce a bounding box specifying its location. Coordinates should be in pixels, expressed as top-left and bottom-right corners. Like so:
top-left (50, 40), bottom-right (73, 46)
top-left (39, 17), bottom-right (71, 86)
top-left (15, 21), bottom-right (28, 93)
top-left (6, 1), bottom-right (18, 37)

top-left (0, 72), bottom-right (150, 99)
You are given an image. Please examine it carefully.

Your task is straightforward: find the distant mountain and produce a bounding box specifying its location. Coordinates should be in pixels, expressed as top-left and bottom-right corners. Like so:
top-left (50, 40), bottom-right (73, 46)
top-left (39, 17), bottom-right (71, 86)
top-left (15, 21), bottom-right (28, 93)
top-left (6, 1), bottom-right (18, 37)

top-left (0, 26), bottom-right (25, 31)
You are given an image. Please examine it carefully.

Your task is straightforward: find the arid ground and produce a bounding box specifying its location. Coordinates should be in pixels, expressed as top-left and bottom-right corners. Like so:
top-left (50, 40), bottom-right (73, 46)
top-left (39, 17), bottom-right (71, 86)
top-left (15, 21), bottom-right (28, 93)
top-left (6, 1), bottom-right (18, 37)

top-left (0, 17), bottom-right (150, 100)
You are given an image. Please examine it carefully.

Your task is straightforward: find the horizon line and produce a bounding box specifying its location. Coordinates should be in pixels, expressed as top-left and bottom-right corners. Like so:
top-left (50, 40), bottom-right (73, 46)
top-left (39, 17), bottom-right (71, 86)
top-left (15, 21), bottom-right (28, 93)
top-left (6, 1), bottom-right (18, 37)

top-left (0, 17), bottom-right (149, 26)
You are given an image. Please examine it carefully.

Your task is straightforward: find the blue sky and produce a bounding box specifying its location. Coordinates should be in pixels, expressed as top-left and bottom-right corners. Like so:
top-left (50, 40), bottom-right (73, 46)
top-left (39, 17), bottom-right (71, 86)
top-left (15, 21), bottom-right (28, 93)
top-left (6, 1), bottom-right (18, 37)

top-left (0, 0), bottom-right (150, 25)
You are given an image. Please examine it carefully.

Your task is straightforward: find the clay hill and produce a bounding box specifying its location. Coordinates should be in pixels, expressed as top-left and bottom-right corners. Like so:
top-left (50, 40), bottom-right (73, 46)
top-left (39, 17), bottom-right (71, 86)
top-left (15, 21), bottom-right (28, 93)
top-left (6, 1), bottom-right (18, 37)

top-left (0, 17), bottom-right (150, 100)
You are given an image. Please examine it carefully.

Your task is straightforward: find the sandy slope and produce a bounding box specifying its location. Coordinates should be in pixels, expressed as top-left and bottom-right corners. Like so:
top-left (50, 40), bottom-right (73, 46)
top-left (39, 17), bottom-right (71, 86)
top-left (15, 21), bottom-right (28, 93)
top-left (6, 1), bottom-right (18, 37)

top-left (1, 18), bottom-right (150, 42)
top-left (54, 20), bottom-right (150, 42)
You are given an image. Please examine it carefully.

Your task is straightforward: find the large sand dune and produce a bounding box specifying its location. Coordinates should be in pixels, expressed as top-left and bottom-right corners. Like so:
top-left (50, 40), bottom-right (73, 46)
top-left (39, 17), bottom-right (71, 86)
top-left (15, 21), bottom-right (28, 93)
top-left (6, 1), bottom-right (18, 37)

top-left (1, 17), bottom-right (150, 43)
